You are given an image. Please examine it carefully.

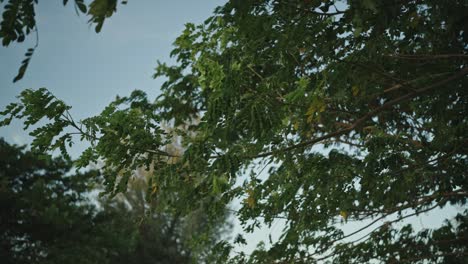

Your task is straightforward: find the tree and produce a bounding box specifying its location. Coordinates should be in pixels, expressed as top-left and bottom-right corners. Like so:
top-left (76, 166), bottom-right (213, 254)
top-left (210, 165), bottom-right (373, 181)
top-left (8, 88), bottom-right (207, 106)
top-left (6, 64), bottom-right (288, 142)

top-left (100, 168), bottom-right (231, 264)
top-left (1, 0), bottom-right (468, 263)
top-left (0, 138), bottom-right (112, 264)
top-left (0, 139), bottom-right (229, 263)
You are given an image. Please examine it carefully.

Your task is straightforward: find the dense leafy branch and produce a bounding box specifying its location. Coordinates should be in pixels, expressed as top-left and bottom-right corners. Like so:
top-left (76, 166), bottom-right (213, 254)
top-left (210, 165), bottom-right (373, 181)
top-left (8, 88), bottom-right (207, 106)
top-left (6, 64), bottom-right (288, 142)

top-left (386, 53), bottom-right (468, 60)
top-left (1, 0), bottom-right (468, 263)
top-left (252, 67), bottom-right (467, 159)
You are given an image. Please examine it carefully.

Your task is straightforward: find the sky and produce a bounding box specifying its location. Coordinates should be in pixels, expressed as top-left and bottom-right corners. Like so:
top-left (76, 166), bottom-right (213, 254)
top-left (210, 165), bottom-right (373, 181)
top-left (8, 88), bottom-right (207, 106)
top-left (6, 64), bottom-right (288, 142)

top-left (0, 0), bottom-right (463, 259)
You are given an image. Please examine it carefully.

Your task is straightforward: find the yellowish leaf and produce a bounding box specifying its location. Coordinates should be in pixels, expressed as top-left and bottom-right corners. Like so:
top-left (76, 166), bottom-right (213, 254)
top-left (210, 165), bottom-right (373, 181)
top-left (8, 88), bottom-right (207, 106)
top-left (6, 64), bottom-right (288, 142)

top-left (151, 183), bottom-right (158, 195)
top-left (293, 122), bottom-right (299, 130)
top-left (306, 97), bottom-right (326, 123)
top-left (352, 85), bottom-right (360, 96)
top-left (245, 189), bottom-right (256, 208)
top-left (340, 210), bottom-right (348, 222)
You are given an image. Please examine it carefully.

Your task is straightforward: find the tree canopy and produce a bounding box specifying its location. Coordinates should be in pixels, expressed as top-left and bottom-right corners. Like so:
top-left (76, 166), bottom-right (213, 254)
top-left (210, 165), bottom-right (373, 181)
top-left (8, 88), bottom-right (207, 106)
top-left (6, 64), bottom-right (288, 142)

top-left (0, 138), bottom-right (228, 263)
top-left (1, 0), bottom-right (468, 263)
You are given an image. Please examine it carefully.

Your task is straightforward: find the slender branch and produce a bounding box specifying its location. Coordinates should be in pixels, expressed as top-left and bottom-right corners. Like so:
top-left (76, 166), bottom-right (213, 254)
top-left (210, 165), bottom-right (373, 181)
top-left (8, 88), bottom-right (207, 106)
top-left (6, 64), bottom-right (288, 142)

top-left (381, 72), bottom-right (451, 94)
top-left (386, 54), bottom-right (468, 60)
top-left (380, 148), bottom-right (459, 180)
top-left (60, 111), bottom-right (179, 158)
top-left (247, 64), bottom-right (264, 80)
top-left (144, 148), bottom-right (179, 158)
top-left (348, 199), bottom-right (448, 245)
top-left (327, 138), bottom-right (365, 148)
top-left (287, 50), bottom-right (305, 76)
top-left (227, 208), bottom-right (288, 220)
top-left (248, 68), bottom-right (468, 159)
top-left (307, 10), bottom-right (345, 16)
top-left (314, 198), bottom-right (449, 261)
top-left (312, 191), bottom-right (467, 258)
top-left (397, 252), bottom-right (468, 263)
top-left (337, 59), bottom-right (407, 84)
top-left (352, 190), bottom-right (467, 216)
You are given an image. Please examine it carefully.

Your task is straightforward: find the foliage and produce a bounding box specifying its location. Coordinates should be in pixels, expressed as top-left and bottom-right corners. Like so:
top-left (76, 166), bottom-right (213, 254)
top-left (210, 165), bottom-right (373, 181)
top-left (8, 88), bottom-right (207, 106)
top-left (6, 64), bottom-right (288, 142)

top-left (101, 169), bottom-right (231, 264)
top-left (0, 139), bottom-right (228, 263)
top-left (0, 138), bottom-right (108, 264)
top-left (2, 0), bottom-right (468, 262)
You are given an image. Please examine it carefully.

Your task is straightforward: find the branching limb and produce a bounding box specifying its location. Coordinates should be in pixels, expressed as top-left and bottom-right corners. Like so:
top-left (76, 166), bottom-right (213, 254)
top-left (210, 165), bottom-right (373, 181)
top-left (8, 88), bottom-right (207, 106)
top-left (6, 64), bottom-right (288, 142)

top-left (386, 54), bottom-right (468, 60)
top-left (249, 68), bottom-right (468, 159)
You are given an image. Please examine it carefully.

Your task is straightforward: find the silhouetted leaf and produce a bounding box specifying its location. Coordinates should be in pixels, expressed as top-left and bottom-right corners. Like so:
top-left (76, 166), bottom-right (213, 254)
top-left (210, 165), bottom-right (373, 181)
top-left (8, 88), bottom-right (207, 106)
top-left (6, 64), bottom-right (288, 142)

top-left (13, 47), bottom-right (35, 82)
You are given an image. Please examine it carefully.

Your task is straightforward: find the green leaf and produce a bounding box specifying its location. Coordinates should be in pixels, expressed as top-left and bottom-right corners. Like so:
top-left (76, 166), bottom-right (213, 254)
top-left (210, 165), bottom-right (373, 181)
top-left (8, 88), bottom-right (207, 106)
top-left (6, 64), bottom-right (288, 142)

top-left (362, 0), bottom-right (377, 12)
top-left (75, 0), bottom-right (87, 13)
top-left (13, 47), bottom-right (35, 83)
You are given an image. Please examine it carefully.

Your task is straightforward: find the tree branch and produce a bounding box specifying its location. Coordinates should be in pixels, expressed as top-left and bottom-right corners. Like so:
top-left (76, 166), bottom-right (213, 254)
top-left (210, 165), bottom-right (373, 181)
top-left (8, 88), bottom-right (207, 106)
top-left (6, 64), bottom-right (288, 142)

top-left (386, 54), bottom-right (468, 60)
top-left (314, 198), bottom-right (450, 261)
top-left (60, 111), bottom-right (179, 158)
top-left (248, 68), bottom-right (468, 159)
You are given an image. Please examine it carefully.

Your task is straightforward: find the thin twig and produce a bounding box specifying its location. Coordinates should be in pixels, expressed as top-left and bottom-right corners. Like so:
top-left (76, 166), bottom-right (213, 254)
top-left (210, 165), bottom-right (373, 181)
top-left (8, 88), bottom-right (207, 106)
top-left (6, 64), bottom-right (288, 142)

top-left (386, 54), bottom-right (468, 60)
top-left (247, 64), bottom-right (264, 80)
top-left (314, 198), bottom-right (449, 261)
